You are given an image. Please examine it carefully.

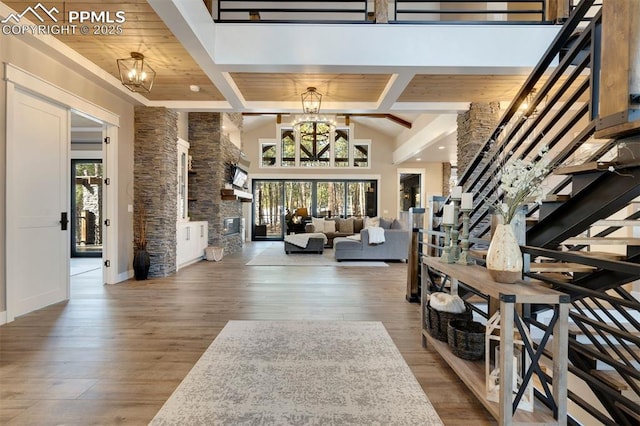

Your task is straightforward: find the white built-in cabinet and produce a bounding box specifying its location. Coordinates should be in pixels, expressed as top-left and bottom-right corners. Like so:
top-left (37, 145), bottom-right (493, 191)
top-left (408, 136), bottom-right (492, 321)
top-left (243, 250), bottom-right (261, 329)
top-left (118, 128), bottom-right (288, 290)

top-left (176, 221), bottom-right (208, 270)
top-left (176, 138), bottom-right (208, 270)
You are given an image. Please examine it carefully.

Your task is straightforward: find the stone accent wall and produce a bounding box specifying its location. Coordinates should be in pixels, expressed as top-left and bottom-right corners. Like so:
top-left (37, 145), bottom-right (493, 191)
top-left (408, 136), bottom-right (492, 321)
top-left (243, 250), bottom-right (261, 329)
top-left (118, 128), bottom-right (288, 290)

top-left (134, 106), bottom-right (178, 277)
top-left (457, 102), bottom-right (500, 176)
top-left (226, 112), bottom-right (243, 130)
top-left (442, 162), bottom-right (452, 196)
top-left (375, 0), bottom-right (389, 23)
top-left (188, 113), bottom-right (244, 255)
top-left (457, 102), bottom-right (500, 240)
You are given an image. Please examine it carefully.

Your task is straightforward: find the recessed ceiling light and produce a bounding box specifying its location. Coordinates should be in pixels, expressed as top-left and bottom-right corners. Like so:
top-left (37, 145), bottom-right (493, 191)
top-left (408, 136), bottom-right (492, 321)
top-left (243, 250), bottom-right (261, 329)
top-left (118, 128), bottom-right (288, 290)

top-left (189, 85), bottom-right (200, 92)
top-left (416, 158), bottom-right (421, 161)
top-left (438, 146), bottom-right (445, 150)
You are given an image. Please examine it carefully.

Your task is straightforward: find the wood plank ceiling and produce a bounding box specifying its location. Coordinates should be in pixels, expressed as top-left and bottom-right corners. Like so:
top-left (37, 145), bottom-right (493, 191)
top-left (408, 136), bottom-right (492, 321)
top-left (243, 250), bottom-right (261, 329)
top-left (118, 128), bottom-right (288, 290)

top-left (2, 1), bottom-right (538, 108)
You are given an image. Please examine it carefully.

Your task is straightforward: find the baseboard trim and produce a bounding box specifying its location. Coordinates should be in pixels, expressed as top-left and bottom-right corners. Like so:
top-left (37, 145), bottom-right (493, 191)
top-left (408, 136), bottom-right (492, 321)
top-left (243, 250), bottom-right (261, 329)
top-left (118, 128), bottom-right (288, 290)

top-left (105, 270), bottom-right (134, 285)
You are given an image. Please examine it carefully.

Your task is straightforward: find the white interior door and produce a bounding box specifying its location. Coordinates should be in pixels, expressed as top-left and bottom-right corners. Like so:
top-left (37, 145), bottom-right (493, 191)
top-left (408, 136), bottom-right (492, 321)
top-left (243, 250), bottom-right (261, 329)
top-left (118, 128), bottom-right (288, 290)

top-left (6, 88), bottom-right (70, 320)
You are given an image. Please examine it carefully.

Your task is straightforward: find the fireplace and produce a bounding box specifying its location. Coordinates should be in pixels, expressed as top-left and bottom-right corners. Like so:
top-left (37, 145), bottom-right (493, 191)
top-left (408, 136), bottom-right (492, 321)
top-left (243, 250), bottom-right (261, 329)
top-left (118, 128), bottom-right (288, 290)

top-left (223, 217), bottom-right (241, 236)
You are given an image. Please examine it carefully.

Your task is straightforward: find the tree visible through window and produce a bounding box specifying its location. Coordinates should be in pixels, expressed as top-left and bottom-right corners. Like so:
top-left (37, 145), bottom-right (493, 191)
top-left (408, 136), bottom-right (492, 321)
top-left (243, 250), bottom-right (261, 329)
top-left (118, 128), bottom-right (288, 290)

top-left (281, 129), bottom-right (295, 167)
top-left (298, 122), bottom-right (331, 167)
top-left (334, 129), bottom-right (349, 167)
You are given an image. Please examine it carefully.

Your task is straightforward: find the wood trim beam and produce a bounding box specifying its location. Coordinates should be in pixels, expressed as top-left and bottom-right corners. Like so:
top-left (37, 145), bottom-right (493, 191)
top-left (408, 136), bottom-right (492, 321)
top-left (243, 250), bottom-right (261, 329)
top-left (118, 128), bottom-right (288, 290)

top-left (241, 112), bottom-right (412, 129)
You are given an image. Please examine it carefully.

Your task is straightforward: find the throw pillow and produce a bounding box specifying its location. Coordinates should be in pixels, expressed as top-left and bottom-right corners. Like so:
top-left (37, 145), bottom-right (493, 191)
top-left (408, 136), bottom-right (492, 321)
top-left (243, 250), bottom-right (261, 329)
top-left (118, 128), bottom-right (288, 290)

top-left (353, 217), bottom-right (364, 233)
top-left (311, 217), bottom-right (325, 233)
top-left (391, 219), bottom-right (403, 229)
top-left (341, 217), bottom-right (354, 234)
top-left (335, 218), bottom-right (346, 233)
top-left (324, 220), bottom-right (336, 233)
top-left (379, 218), bottom-right (392, 229)
top-left (365, 216), bottom-right (380, 228)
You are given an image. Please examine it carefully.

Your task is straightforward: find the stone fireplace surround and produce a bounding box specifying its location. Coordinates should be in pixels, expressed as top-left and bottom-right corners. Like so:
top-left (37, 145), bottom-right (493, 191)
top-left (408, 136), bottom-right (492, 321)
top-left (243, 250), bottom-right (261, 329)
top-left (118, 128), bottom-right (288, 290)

top-left (134, 108), bottom-right (244, 278)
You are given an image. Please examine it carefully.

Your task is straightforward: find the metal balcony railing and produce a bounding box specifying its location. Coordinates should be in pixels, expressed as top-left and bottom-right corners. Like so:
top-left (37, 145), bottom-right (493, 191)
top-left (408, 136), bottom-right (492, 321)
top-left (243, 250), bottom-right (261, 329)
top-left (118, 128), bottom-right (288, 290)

top-left (214, 0), bottom-right (551, 23)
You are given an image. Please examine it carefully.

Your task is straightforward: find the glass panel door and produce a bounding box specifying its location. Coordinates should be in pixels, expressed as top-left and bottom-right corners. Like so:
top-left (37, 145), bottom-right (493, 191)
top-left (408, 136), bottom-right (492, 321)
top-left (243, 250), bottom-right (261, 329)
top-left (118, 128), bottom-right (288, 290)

top-left (253, 180), bottom-right (284, 239)
top-left (284, 181), bottom-right (312, 234)
top-left (71, 159), bottom-right (103, 257)
top-left (316, 182), bottom-right (345, 218)
top-left (347, 181), bottom-right (376, 217)
top-left (400, 173), bottom-right (421, 212)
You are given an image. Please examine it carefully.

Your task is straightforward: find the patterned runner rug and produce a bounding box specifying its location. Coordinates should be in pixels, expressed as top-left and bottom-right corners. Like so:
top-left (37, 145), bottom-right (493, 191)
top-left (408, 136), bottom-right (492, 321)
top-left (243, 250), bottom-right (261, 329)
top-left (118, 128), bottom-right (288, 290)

top-left (150, 320), bottom-right (443, 425)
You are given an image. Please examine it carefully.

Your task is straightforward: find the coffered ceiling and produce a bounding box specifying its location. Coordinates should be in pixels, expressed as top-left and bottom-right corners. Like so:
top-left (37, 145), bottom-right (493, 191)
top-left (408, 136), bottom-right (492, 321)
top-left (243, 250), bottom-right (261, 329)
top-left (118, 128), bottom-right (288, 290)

top-left (1, 0), bottom-right (561, 163)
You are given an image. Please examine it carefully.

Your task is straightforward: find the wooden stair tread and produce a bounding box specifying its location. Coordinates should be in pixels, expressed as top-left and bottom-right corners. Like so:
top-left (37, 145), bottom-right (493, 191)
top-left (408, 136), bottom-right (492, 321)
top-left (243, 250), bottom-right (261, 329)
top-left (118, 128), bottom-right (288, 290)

top-left (543, 194), bottom-right (571, 202)
top-left (529, 262), bottom-right (596, 273)
top-left (553, 161), bottom-right (614, 175)
top-left (535, 272), bottom-right (572, 283)
top-left (564, 237), bottom-right (640, 245)
top-left (572, 250), bottom-right (626, 260)
top-left (590, 370), bottom-right (631, 391)
top-left (593, 219), bottom-right (640, 227)
top-left (581, 342), bottom-right (640, 361)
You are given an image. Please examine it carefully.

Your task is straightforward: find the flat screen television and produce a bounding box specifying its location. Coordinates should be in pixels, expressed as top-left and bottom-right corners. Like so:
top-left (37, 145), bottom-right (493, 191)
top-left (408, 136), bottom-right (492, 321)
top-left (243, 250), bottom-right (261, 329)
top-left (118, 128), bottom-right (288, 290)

top-left (232, 166), bottom-right (248, 188)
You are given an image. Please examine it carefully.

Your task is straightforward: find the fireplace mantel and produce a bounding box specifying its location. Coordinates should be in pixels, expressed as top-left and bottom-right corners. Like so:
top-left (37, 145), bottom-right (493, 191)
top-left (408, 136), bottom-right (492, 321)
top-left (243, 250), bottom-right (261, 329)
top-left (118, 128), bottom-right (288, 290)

top-left (221, 188), bottom-right (253, 202)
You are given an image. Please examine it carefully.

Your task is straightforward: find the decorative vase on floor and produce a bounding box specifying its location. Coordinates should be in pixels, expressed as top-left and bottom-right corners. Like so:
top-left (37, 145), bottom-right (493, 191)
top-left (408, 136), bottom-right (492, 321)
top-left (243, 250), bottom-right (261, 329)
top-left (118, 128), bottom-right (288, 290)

top-left (486, 220), bottom-right (523, 284)
top-left (133, 249), bottom-right (151, 280)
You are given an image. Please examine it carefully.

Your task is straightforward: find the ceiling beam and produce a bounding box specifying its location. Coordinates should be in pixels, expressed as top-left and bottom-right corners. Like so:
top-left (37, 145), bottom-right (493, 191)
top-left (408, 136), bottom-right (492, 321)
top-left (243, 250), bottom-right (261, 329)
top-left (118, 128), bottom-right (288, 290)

top-left (348, 114), bottom-right (412, 129)
top-left (241, 112), bottom-right (413, 128)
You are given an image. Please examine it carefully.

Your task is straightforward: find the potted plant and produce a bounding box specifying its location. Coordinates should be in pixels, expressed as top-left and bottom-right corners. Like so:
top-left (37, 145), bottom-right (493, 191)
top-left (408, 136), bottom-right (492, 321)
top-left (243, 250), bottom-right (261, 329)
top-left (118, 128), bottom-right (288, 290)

top-left (133, 205), bottom-right (150, 280)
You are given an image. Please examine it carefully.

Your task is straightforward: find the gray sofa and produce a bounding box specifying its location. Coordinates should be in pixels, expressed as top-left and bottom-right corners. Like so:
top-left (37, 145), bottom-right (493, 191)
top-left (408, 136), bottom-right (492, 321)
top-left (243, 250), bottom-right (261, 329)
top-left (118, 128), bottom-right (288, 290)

top-left (333, 228), bottom-right (410, 261)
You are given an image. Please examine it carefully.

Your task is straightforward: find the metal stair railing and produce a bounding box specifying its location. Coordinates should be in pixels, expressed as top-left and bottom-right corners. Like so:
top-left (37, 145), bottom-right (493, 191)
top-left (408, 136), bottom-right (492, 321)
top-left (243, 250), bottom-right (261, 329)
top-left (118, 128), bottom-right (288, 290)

top-left (522, 246), bottom-right (640, 425)
top-left (457, 0), bottom-right (603, 242)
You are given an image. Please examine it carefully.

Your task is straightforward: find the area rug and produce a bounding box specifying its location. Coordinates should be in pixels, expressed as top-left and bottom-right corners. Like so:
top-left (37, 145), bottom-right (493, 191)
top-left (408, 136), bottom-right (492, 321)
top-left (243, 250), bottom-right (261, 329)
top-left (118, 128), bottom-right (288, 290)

top-left (150, 321), bottom-right (443, 425)
top-left (246, 246), bottom-right (388, 267)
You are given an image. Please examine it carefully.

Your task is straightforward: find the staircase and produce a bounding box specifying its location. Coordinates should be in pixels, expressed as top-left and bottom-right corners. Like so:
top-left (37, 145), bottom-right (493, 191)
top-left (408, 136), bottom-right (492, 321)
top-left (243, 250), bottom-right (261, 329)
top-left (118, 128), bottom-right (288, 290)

top-left (448, 1), bottom-right (640, 424)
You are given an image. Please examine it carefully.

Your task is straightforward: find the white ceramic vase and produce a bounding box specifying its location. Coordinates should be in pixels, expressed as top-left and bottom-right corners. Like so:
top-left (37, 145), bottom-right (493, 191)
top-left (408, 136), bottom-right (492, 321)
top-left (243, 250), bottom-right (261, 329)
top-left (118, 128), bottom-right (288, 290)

top-left (486, 222), bottom-right (523, 284)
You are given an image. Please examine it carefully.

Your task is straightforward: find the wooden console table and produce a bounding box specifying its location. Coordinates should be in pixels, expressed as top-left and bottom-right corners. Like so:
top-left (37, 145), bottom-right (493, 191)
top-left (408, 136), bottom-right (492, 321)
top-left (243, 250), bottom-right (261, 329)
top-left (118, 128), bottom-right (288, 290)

top-left (421, 256), bottom-right (569, 426)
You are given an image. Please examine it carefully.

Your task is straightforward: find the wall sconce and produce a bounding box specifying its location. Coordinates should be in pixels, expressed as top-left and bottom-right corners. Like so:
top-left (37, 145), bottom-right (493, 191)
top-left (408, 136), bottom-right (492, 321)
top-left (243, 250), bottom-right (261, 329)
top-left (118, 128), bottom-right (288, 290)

top-left (117, 52), bottom-right (156, 93)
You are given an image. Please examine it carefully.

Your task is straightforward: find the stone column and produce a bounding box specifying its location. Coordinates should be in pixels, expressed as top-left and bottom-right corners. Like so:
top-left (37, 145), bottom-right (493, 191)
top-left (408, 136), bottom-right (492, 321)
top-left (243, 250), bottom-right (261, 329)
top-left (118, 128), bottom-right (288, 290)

top-left (457, 102), bottom-right (500, 239)
top-left (188, 112), bottom-right (244, 255)
top-left (457, 102), bottom-right (501, 177)
top-left (442, 162), bottom-right (452, 196)
top-left (134, 106), bottom-right (178, 277)
top-left (375, 0), bottom-right (388, 23)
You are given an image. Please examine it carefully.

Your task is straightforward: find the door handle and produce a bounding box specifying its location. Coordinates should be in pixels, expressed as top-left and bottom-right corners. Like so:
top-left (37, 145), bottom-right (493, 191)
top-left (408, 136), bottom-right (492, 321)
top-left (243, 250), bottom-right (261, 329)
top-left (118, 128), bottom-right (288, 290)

top-left (60, 212), bottom-right (69, 230)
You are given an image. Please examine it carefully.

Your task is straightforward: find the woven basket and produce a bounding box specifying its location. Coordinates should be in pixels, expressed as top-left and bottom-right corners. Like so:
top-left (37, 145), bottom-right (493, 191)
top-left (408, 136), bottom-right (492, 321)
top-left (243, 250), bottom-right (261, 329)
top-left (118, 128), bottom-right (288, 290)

top-left (447, 319), bottom-right (486, 360)
top-left (425, 300), bottom-right (472, 342)
top-left (205, 246), bottom-right (224, 262)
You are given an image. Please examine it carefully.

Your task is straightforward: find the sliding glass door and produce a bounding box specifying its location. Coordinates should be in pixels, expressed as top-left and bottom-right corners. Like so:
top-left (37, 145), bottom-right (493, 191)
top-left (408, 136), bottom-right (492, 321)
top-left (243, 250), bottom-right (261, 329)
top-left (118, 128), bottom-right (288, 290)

top-left (252, 178), bottom-right (377, 240)
top-left (316, 182), bottom-right (345, 218)
top-left (253, 181), bottom-right (284, 239)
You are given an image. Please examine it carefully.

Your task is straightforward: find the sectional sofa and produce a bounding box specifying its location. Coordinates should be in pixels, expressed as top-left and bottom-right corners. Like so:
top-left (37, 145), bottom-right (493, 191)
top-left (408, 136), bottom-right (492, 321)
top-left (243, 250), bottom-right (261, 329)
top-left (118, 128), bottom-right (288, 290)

top-left (333, 228), bottom-right (410, 261)
top-left (304, 216), bottom-right (411, 261)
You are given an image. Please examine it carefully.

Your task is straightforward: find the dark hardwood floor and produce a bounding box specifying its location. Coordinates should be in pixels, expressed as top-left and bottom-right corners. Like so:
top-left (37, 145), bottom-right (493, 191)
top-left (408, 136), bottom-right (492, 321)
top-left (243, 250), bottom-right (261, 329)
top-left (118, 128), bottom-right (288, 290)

top-left (0, 242), bottom-right (494, 425)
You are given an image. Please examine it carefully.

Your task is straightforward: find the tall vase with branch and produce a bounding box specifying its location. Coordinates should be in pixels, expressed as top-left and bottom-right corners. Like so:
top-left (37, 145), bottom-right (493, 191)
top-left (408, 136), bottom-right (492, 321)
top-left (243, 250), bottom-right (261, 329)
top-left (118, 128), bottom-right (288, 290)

top-left (133, 204), bottom-right (150, 280)
top-left (485, 145), bottom-right (550, 283)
